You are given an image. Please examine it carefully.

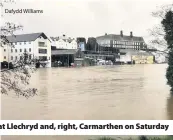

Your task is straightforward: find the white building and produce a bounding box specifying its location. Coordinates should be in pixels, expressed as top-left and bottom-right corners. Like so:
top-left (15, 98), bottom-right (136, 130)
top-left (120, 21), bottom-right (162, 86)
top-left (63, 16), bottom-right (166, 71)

top-left (152, 52), bottom-right (167, 63)
top-left (1, 32), bottom-right (51, 67)
top-left (0, 47), bottom-right (3, 63)
top-left (50, 35), bottom-right (78, 50)
top-left (117, 49), bottom-right (154, 64)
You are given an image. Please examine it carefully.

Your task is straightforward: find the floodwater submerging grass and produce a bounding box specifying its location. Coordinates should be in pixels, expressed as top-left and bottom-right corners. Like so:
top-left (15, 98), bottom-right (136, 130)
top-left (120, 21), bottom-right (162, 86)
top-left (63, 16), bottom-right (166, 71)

top-left (90, 136), bottom-right (173, 140)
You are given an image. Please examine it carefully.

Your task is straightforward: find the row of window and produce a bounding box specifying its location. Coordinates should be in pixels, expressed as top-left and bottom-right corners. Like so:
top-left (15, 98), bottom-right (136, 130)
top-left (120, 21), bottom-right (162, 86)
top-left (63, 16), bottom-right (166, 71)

top-left (57, 44), bottom-right (77, 47)
top-left (4, 55), bottom-right (51, 61)
top-left (4, 48), bottom-right (47, 54)
top-left (113, 41), bottom-right (143, 45)
top-left (57, 43), bottom-right (77, 45)
top-left (112, 45), bottom-right (141, 48)
top-left (11, 42), bottom-right (31, 45)
top-left (57, 46), bottom-right (77, 49)
top-left (10, 41), bottom-right (47, 46)
top-left (4, 48), bottom-right (32, 53)
top-left (4, 55), bottom-right (32, 60)
top-left (99, 41), bottom-right (143, 46)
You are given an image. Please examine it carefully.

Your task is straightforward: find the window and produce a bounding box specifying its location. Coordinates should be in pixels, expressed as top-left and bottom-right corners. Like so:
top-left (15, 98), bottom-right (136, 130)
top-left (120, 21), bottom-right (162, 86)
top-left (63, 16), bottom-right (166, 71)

top-left (38, 49), bottom-right (47, 54)
top-left (11, 56), bottom-right (13, 60)
top-left (15, 56), bottom-right (17, 60)
top-left (29, 48), bottom-right (31, 52)
top-left (24, 48), bottom-right (26, 52)
top-left (4, 49), bottom-right (6, 52)
top-left (24, 42), bottom-right (26, 44)
top-left (39, 56), bottom-right (47, 61)
top-left (20, 49), bottom-right (22, 52)
top-left (20, 56), bottom-right (22, 60)
top-left (29, 55), bottom-right (31, 60)
top-left (4, 56), bottom-right (6, 59)
top-left (38, 42), bottom-right (45, 47)
top-left (29, 42), bottom-right (31, 44)
top-left (11, 49), bottom-right (13, 53)
top-left (20, 42), bottom-right (22, 45)
top-left (15, 49), bottom-right (17, 53)
top-left (15, 42), bottom-right (17, 45)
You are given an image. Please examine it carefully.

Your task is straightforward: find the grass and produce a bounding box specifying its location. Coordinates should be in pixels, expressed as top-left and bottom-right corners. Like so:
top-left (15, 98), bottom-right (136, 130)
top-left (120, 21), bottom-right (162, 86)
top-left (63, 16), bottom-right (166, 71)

top-left (90, 136), bottom-right (173, 140)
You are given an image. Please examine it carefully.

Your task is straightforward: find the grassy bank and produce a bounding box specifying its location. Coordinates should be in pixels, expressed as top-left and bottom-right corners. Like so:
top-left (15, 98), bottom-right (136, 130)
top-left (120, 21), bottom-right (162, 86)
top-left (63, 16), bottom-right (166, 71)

top-left (90, 136), bottom-right (173, 140)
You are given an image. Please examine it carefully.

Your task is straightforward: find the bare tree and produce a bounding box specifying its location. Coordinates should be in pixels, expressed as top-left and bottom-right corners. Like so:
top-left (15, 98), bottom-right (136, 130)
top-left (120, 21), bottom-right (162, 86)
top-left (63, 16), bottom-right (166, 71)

top-left (148, 4), bottom-right (173, 54)
top-left (0, 0), bottom-right (38, 98)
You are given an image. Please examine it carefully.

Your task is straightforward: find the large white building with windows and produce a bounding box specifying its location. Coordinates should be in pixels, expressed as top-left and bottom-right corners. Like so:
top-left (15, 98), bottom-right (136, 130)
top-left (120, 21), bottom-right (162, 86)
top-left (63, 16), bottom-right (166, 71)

top-left (96, 31), bottom-right (147, 50)
top-left (1, 32), bottom-right (51, 67)
top-left (50, 35), bottom-right (78, 49)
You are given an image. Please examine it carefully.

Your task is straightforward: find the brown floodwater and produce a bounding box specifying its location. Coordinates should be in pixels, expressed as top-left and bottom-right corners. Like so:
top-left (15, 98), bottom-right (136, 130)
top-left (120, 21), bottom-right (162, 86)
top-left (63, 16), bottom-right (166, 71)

top-left (1, 64), bottom-right (173, 140)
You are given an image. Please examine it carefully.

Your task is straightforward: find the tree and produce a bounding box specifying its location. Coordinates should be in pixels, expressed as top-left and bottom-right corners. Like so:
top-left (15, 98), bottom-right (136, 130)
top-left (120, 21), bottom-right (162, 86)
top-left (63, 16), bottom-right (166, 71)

top-left (86, 37), bottom-right (99, 52)
top-left (162, 10), bottom-right (173, 91)
top-left (0, 0), bottom-right (37, 98)
top-left (149, 4), bottom-right (173, 54)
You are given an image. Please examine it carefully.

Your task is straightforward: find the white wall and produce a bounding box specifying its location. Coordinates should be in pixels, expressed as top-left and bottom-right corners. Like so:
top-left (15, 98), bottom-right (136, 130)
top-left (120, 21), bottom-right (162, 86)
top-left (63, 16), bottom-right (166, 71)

top-left (54, 38), bottom-right (77, 49)
top-left (55, 39), bottom-right (67, 49)
top-left (120, 53), bottom-right (132, 63)
top-left (34, 36), bottom-right (51, 67)
top-left (152, 52), bottom-right (166, 63)
top-left (1, 35), bottom-right (51, 68)
top-left (2, 41), bottom-right (34, 63)
top-left (14, 42), bottom-right (33, 62)
top-left (67, 40), bottom-right (78, 49)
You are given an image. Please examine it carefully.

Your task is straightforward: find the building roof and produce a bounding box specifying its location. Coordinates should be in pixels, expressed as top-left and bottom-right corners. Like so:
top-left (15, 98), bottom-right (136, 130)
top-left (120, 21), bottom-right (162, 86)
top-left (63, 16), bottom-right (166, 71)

top-left (50, 37), bottom-right (59, 41)
top-left (96, 34), bottom-right (145, 42)
top-left (7, 32), bottom-right (50, 43)
top-left (51, 49), bottom-right (78, 55)
top-left (50, 36), bottom-right (76, 43)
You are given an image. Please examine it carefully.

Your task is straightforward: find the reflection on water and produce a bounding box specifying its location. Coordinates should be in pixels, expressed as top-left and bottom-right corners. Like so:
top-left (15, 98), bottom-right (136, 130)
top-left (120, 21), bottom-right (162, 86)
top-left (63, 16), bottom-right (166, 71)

top-left (1, 64), bottom-right (173, 140)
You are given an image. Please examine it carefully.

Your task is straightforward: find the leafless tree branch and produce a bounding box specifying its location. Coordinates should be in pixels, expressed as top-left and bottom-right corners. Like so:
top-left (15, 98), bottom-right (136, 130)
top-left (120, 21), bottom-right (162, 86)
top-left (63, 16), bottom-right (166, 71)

top-left (149, 3), bottom-right (173, 53)
top-left (0, 0), bottom-right (38, 98)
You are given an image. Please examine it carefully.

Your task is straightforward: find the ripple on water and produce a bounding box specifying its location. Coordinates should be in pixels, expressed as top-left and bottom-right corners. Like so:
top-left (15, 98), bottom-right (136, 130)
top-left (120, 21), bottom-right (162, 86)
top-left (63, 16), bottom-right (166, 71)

top-left (1, 64), bottom-right (172, 140)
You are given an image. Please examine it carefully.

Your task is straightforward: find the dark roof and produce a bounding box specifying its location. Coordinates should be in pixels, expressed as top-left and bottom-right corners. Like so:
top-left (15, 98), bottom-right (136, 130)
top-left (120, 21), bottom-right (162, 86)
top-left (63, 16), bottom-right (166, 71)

top-left (96, 34), bottom-right (145, 42)
top-left (51, 49), bottom-right (78, 55)
top-left (7, 32), bottom-right (50, 43)
top-left (50, 36), bottom-right (75, 43)
top-left (50, 37), bottom-right (59, 41)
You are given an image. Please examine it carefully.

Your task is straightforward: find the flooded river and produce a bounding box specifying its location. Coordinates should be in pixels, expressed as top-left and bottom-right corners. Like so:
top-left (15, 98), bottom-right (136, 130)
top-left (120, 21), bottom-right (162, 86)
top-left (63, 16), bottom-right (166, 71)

top-left (1, 64), bottom-right (173, 140)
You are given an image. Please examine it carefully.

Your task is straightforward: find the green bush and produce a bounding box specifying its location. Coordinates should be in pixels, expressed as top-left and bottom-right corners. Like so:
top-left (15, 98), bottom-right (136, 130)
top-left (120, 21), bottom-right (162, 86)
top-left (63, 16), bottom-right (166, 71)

top-left (162, 10), bottom-right (173, 91)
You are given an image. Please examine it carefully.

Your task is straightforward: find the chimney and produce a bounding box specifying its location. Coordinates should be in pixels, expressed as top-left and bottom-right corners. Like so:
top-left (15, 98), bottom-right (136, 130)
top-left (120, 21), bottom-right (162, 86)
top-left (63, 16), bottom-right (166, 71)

top-left (120, 30), bottom-right (123, 37)
top-left (130, 31), bottom-right (133, 37)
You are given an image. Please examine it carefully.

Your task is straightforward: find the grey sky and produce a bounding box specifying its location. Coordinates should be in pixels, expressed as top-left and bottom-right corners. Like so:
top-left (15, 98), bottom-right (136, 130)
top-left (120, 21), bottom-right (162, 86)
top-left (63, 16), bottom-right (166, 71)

top-left (2, 0), bottom-right (173, 43)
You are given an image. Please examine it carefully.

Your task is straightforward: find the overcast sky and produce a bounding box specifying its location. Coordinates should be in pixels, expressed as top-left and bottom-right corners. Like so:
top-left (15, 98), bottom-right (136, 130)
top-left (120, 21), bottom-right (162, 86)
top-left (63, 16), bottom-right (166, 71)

top-left (1, 0), bottom-right (173, 43)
